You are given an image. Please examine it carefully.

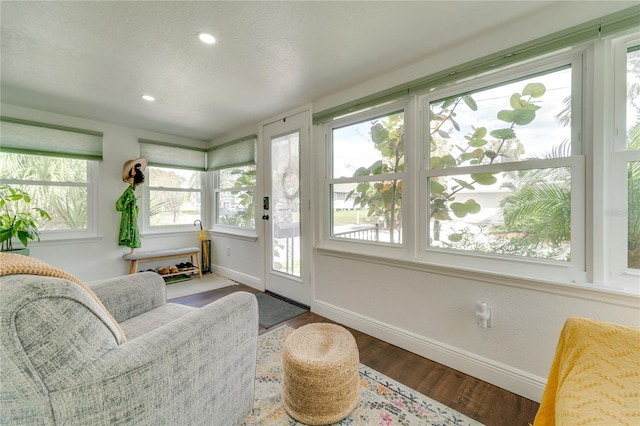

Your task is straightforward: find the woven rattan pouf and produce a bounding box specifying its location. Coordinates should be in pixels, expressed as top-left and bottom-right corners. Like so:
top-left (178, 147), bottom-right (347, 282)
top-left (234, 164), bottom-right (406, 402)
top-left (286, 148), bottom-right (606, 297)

top-left (282, 323), bottom-right (360, 425)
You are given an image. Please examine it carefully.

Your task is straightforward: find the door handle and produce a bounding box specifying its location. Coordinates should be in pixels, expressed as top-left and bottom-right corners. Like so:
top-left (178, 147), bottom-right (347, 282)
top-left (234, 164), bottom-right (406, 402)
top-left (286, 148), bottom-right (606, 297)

top-left (262, 214), bottom-right (270, 220)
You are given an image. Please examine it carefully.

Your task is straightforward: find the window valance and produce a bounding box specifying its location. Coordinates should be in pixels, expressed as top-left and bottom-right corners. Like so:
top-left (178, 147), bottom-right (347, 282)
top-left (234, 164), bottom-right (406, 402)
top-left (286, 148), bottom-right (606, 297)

top-left (0, 116), bottom-right (103, 161)
top-left (207, 135), bottom-right (256, 170)
top-left (139, 139), bottom-right (207, 171)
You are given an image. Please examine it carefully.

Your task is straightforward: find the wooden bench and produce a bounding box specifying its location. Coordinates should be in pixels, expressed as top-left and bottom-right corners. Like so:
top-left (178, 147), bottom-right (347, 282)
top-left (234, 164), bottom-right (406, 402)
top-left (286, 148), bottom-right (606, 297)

top-left (123, 247), bottom-right (202, 279)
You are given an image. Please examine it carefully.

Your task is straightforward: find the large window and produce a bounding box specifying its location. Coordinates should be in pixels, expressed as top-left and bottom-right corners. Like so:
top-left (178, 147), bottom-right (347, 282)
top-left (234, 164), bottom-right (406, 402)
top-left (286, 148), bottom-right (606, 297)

top-left (0, 153), bottom-right (95, 234)
top-left (423, 63), bottom-right (581, 264)
top-left (611, 35), bottom-right (640, 289)
top-left (147, 166), bottom-right (202, 227)
top-left (214, 164), bottom-right (256, 228)
top-left (328, 108), bottom-right (405, 245)
top-left (321, 54), bottom-right (592, 283)
top-left (0, 117), bottom-right (101, 241)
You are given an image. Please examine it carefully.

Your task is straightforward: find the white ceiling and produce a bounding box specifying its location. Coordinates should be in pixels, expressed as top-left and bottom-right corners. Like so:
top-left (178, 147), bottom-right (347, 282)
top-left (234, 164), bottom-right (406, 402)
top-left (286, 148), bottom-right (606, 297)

top-left (0, 1), bottom-right (621, 142)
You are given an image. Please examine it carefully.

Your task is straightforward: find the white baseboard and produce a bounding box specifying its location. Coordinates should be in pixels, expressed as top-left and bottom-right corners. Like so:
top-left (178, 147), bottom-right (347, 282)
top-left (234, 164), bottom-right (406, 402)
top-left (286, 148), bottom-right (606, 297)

top-left (313, 299), bottom-right (546, 403)
top-left (212, 265), bottom-right (263, 291)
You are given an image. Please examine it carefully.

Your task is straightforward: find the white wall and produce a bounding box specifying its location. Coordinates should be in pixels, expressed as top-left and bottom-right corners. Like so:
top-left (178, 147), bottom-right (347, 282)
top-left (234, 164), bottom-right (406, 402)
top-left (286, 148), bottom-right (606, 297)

top-left (312, 252), bottom-right (639, 402)
top-left (1, 103), bottom-right (209, 282)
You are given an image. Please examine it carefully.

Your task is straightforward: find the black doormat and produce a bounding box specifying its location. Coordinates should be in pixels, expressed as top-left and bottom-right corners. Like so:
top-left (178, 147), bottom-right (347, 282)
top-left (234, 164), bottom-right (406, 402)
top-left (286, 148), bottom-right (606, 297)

top-left (255, 292), bottom-right (308, 328)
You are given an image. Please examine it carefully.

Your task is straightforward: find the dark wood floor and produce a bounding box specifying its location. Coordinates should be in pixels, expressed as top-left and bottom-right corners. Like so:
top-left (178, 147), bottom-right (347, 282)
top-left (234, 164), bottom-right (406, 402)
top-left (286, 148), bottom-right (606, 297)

top-left (170, 284), bottom-right (540, 426)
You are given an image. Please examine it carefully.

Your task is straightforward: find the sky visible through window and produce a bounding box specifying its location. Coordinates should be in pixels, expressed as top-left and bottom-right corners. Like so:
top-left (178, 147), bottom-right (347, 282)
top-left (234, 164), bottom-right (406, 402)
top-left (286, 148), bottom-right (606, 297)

top-left (332, 68), bottom-right (572, 182)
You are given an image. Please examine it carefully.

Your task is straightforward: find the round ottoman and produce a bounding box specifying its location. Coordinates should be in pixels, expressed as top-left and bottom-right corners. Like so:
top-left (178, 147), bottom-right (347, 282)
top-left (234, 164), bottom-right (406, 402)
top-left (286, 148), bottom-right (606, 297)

top-left (282, 323), bottom-right (360, 425)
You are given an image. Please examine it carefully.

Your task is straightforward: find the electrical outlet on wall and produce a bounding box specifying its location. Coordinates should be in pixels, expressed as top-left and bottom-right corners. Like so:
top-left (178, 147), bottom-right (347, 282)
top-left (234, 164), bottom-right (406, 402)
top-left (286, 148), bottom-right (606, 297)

top-left (226, 246), bottom-right (231, 256)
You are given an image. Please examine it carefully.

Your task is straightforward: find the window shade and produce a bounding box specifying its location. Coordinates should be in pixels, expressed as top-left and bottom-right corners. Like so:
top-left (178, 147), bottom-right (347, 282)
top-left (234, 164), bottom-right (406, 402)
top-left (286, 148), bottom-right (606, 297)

top-left (313, 5), bottom-right (640, 124)
top-left (139, 139), bottom-right (207, 171)
top-left (0, 116), bottom-right (103, 160)
top-left (207, 135), bottom-right (256, 170)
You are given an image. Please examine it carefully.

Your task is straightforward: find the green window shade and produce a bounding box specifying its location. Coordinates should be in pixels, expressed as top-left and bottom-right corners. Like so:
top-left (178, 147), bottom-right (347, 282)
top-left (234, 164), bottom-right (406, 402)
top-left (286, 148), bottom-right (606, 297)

top-left (0, 116), bottom-right (103, 160)
top-left (139, 139), bottom-right (207, 171)
top-left (313, 5), bottom-right (640, 124)
top-left (207, 135), bottom-right (256, 170)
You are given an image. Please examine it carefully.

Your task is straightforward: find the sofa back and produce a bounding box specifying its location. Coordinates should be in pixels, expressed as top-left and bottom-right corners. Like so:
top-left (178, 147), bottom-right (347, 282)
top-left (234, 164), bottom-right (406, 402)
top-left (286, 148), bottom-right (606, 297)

top-left (1, 274), bottom-right (120, 424)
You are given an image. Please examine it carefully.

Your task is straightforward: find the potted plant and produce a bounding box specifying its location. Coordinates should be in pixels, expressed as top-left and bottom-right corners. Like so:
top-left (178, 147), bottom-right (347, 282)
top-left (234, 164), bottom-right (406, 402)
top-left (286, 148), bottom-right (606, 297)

top-left (0, 185), bottom-right (51, 254)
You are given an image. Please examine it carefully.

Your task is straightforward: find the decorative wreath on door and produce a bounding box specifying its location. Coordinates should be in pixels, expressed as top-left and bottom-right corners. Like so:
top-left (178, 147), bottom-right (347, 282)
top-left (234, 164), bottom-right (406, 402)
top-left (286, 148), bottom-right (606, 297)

top-left (282, 167), bottom-right (299, 199)
top-left (282, 136), bottom-right (299, 200)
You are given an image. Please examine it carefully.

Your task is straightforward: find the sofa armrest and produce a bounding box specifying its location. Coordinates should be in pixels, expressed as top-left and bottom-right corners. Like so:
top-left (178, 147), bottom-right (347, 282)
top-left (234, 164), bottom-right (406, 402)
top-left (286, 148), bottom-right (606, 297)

top-left (88, 271), bottom-right (166, 323)
top-left (48, 291), bottom-right (259, 426)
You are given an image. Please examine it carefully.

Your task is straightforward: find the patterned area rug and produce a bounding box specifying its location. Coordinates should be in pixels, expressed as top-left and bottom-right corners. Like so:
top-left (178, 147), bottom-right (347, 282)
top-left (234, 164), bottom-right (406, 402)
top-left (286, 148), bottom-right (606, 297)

top-left (242, 325), bottom-right (483, 426)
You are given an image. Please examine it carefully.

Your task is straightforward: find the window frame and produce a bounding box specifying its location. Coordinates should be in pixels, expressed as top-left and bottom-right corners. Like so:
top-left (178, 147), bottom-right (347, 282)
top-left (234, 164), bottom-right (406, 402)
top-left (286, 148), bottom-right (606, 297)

top-left (211, 164), bottom-right (257, 234)
top-left (415, 51), bottom-right (586, 284)
top-left (141, 165), bottom-right (204, 234)
top-left (0, 155), bottom-right (99, 243)
top-left (608, 33), bottom-right (640, 292)
top-left (323, 101), bottom-right (410, 254)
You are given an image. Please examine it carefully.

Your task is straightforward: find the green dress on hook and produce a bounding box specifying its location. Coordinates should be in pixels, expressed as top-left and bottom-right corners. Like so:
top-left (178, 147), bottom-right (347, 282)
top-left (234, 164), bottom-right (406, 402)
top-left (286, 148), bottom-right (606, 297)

top-left (116, 185), bottom-right (141, 249)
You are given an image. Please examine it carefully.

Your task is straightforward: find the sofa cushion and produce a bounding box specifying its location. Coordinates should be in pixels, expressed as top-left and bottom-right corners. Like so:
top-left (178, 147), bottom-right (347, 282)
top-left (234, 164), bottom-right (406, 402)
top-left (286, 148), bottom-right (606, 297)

top-left (120, 303), bottom-right (197, 340)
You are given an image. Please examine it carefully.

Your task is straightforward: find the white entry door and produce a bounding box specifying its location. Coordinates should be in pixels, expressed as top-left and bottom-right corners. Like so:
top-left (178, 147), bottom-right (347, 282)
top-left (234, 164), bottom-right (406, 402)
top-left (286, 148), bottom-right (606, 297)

top-left (262, 110), bottom-right (311, 306)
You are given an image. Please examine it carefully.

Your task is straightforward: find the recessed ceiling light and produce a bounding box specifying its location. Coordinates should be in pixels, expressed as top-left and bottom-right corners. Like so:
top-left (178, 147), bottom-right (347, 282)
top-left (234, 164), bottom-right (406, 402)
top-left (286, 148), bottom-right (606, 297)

top-left (142, 95), bottom-right (155, 102)
top-left (198, 32), bottom-right (216, 45)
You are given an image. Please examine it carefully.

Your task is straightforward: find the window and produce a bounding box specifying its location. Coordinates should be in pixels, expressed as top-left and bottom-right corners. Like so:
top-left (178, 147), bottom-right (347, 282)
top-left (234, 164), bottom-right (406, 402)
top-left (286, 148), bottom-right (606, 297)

top-left (208, 135), bottom-right (257, 233)
top-left (625, 45), bottom-right (639, 271)
top-left (328, 107), bottom-right (405, 245)
top-left (610, 35), bottom-right (640, 289)
top-left (0, 117), bottom-right (102, 241)
top-left (214, 164), bottom-right (256, 228)
top-left (0, 153), bottom-right (96, 234)
top-left (147, 166), bottom-right (202, 227)
top-left (423, 61), bottom-right (582, 268)
top-left (139, 139), bottom-right (206, 231)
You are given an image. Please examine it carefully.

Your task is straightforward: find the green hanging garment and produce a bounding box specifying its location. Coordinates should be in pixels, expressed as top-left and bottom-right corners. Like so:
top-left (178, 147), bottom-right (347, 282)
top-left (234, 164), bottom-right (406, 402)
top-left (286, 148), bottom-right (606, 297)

top-left (116, 186), bottom-right (141, 249)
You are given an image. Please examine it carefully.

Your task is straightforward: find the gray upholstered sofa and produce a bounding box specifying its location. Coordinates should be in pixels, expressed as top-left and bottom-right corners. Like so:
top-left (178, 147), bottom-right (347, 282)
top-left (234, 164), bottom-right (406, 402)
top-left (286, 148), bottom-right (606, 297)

top-left (0, 271), bottom-right (259, 425)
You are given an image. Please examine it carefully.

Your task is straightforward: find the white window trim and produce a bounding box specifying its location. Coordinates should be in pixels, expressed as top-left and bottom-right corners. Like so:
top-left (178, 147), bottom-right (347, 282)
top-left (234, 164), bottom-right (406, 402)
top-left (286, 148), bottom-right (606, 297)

top-left (141, 166), bottom-right (204, 235)
top-left (605, 33), bottom-right (640, 293)
top-left (321, 101), bottom-right (411, 255)
top-left (416, 51), bottom-right (586, 284)
top-left (2, 160), bottom-right (99, 243)
top-left (211, 165), bottom-right (257, 236)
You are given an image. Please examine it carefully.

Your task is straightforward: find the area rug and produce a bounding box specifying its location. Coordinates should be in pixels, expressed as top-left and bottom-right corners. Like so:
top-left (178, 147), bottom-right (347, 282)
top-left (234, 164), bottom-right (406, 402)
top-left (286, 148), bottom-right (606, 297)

top-left (242, 325), bottom-right (483, 426)
top-left (255, 292), bottom-right (308, 328)
top-left (165, 273), bottom-right (236, 299)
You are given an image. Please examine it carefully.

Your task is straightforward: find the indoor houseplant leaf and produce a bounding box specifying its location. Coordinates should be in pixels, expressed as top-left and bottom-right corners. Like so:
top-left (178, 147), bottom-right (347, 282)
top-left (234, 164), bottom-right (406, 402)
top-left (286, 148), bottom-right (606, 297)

top-left (0, 185), bottom-right (51, 252)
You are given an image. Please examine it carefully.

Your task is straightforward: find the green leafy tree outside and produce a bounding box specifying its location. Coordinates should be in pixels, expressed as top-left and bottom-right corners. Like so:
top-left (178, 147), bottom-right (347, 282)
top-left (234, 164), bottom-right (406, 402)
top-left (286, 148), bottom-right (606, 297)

top-left (0, 153), bottom-right (87, 230)
top-left (349, 81), bottom-right (577, 259)
top-left (346, 113), bottom-right (404, 243)
top-left (219, 167), bottom-right (256, 227)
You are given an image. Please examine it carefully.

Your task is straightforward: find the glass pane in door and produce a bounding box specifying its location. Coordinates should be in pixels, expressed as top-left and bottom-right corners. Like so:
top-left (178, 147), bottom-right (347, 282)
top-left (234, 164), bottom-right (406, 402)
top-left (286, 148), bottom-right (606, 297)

top-left (629, 161), bottom-right (640, 270)
top-left (271, 131), bottom-right (301, 277)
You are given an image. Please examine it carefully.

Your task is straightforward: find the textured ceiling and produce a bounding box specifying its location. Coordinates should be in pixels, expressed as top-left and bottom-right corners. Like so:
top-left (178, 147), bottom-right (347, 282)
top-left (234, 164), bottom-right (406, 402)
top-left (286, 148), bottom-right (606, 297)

top-left (0, 1), bottom-right (623, 141)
